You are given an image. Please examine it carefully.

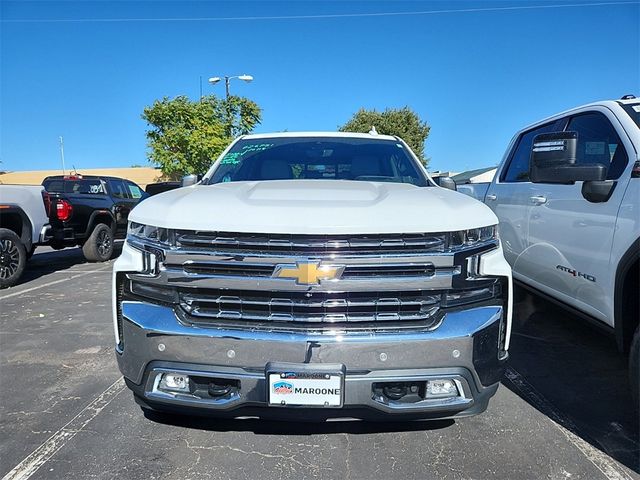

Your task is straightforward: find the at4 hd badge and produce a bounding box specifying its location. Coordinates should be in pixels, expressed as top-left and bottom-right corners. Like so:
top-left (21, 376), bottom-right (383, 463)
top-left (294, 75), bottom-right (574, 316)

top-left (556, 265), bottom-right (596, 282)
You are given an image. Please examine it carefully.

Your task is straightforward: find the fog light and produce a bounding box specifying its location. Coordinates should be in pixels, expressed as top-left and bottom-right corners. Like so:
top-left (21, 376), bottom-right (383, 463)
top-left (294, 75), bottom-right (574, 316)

top-left (159, 372), bottom-right (190, 393)
top-left (426, 379), bottom-right (459, 398)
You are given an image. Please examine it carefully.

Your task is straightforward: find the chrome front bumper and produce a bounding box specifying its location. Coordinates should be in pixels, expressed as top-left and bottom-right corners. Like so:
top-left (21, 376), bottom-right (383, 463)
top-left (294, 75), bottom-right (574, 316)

top-left (117, 301), bottom-right (507, 419)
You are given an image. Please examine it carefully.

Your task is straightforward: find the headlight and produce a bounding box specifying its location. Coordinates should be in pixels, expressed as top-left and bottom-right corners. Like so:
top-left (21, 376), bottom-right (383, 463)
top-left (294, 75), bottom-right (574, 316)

top-left (450, 225), bottom-right (498, 247)
top-left (127, 222), bottom-right (171, 245)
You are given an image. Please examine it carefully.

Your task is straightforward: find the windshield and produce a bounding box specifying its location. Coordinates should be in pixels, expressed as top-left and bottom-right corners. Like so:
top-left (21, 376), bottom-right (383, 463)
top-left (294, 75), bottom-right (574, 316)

top-left (207, 137), bottom-right (428, 186)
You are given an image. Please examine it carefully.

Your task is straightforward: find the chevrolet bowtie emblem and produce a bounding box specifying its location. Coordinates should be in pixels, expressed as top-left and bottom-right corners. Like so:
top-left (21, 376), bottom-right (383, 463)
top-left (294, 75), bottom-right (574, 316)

top-left (273, 261), bottom-right (344, 285)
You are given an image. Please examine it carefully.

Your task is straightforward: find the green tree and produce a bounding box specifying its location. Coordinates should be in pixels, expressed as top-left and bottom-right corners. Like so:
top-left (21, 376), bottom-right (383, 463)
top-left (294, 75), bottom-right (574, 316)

top-left (142, 94), bottom-right (261, 178)
top-left (339, 107), bottom-right (431, 165)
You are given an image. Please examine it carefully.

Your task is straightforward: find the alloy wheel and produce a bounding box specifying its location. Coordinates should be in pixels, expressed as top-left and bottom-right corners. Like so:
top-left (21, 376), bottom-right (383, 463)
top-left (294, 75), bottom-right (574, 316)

top-left (0, 239), bottom-right (20, 279)
top-left (97, 230), bottom-right (112, 257)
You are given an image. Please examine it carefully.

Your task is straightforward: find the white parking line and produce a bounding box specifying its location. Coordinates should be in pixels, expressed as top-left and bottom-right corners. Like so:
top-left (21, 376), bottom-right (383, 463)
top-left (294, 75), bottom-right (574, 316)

top-left (1, 377), bottom-right (126, 480)
top-left (27, 270), bottom-right (112, 274)
top-left (0, 266), bottom-right (112, 301)
top-left (504, 367), bottom-right (634, 480)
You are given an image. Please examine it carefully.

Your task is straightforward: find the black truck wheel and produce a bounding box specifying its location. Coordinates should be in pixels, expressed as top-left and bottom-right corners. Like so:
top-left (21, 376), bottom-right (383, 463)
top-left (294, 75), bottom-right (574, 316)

top-left (82, 223), bottom-right (114, 262)
top-left (0, 228), bottom-right (27, 288)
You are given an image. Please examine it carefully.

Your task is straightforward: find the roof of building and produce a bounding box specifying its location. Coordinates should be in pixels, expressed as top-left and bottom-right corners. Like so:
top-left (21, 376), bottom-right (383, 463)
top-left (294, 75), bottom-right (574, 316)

top-left (451, 166), bottom-right (497, 184)
top-left (0, 167), bottom-right (164, 188)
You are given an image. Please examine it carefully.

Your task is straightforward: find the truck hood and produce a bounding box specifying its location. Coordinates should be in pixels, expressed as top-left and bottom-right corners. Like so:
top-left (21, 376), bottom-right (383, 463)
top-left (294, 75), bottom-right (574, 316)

top-left (131, 180), bottom-right (498, 234)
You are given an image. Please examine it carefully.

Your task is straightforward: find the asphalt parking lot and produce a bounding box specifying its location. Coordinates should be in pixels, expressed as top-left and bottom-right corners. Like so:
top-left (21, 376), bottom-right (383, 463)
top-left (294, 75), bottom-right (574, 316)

top-left (1, 246), bottom-right (638, 480)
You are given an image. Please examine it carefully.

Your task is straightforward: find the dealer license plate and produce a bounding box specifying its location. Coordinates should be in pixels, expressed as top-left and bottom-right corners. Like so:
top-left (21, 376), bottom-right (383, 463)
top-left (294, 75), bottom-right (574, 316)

top-left (268, 370), bottom-right (343, 407)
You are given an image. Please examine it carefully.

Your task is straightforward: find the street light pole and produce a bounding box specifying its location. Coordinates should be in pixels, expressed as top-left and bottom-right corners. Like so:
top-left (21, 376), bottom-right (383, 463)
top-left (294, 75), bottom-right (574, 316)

top-left (59, 136), bottom-right (66, 175)
top-left (208, 74), bottom-right (253, 99)
top-left (207, 74), bottom-right (254, 137)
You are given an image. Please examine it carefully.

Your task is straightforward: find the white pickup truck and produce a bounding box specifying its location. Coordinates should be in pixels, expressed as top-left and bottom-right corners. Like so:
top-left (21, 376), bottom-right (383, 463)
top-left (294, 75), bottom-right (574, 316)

top-left (0, 185), bottom-right (51, 287)
top-left (113, 132), bottom-right (512, 420)
top-left (482, 96), bottom-right (640, 401)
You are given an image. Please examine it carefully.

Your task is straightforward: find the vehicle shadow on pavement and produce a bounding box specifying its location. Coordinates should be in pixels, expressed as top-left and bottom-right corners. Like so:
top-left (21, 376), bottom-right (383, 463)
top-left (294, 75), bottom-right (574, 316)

top-left (502, 286), bottom-right (639, 473)
top-left (17, 243), bottom-right (123, 285)
top-left (142, 410), bottom-right (454, 436)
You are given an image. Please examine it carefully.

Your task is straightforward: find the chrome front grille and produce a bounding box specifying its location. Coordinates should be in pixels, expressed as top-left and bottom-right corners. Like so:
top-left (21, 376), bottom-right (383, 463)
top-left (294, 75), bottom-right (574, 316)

top-left (182, 261), bottom-right (274, 277)
top-left (179, 260), bottom-right (440, 279)
top-left (176, 231), bottom-right (448, 255)
top-left (178, 289), bottom-right (441, 324)
top-left (126, 230), bottom-right (501, 328)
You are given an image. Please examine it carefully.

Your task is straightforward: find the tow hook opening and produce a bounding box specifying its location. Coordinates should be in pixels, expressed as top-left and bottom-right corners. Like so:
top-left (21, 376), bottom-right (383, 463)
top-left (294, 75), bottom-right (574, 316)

top-left (207, 379), bottom-right (237, 398)
top-left (192, 376), bottom-right (240, 400)
top-left (372, 379), bottom-right (460, 404)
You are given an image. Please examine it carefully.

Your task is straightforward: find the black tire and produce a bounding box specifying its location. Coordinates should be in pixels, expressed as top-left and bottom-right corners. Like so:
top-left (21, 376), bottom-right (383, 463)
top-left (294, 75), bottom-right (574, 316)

top-left (51, 241), bottom-right (65, 250)
top-left (0, 228), bottom-right (27, 288)
top-left (630, 326), bottom-right (639, 410)
top-left (26, 245), bottom-right (36, 259)
top-left (82, 223), bottom-right (114, 262)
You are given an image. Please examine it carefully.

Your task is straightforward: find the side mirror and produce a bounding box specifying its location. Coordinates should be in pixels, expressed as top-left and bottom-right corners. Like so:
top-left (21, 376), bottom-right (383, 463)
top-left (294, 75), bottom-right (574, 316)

top-left (530, 131), bottom-right (607, 184)
top-left (433, 176), bottom-right (457, 191)
top-left (181, 174), bottom-right (198, 187)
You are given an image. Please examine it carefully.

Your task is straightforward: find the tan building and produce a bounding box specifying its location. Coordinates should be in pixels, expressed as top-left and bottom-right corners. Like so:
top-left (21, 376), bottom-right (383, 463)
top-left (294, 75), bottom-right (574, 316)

top-left (0, 167), bottom-right (164, 189)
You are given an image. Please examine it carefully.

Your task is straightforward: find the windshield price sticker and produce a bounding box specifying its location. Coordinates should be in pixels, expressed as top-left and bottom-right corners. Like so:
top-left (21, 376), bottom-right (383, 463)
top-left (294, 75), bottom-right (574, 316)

top-left (268, 371), bottom-right (343, 407)
top-left (221, 143), bottom-right (275, 165)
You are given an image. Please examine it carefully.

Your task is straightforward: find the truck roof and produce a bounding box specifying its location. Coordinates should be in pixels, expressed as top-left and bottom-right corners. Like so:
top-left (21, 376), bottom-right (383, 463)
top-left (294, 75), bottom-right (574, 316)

top-left (42, 175), bottom-right (129, 182)
top-left (518, 96), bottom-right (639, 133)
top-left (617, 96), bottom-right (640, 106)
top-left (240, 131), bottom-right (399, 141)
top-left (561, 97), bottom-right (639, 112)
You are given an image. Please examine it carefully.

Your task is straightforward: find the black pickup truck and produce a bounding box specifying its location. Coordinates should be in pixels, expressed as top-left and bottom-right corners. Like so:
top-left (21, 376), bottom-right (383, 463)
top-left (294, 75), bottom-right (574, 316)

top-left (42, 175), bottom-right (148, 262)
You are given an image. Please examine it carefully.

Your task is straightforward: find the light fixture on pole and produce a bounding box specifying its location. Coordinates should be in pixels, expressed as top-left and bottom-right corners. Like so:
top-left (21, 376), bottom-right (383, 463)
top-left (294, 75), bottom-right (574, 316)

top-left (208, 74), bottom-right (253, 100)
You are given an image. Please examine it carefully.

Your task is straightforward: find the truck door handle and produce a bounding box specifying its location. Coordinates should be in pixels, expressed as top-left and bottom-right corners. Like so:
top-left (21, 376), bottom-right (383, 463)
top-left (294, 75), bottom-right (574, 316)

top-left (486, 194), bottom-right (497, 201)
top-left (530, 195), bottom-right (547, 205)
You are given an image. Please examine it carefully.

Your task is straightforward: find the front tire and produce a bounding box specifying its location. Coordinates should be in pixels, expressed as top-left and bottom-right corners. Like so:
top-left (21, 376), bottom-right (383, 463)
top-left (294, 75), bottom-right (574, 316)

top-left (82, 223), bottom-right (114, 262)
top-left (0, 228), bottom-right (27, 288)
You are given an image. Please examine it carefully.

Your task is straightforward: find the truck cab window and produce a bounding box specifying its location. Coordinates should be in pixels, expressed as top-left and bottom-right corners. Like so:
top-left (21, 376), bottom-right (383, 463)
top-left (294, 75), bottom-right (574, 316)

top-left (108, 179), bottom-right (128, 198)
top-left (43, 180), bottom-right (64, 192)
top-left (125, 181), bottom-right (143, 199)
top-left (566, 112), bottom-right (628, 179)
top-left (501, 121), bottom-right (564, 183)
top-left (65, 179), bottom-right (104, 194)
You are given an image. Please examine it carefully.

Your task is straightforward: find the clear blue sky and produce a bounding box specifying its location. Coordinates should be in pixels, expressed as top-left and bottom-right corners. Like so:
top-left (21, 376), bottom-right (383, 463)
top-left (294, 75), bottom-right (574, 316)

top-left (1, 0), bottom-right (638, 174)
